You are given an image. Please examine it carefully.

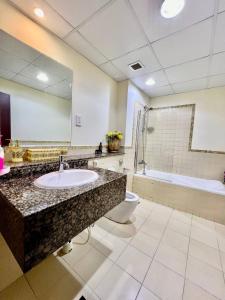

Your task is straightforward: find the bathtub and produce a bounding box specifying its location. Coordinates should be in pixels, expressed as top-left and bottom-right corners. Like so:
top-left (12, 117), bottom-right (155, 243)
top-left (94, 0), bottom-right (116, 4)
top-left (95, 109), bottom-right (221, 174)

top-left (133, 169), bottom-right (225, 224)
top-left (137, 169), bottom-right (225, 196)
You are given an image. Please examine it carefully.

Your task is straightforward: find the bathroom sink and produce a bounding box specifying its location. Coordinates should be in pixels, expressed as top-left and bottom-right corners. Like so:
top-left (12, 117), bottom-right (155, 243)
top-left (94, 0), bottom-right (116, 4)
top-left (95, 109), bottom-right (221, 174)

top-left (34, 169), bottom-right (99, 189)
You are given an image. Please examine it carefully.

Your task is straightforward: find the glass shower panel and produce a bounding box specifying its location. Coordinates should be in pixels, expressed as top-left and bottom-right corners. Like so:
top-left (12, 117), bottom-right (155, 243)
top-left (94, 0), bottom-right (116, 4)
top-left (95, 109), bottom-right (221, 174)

top-left (144, 107), bottom-right (175, 172)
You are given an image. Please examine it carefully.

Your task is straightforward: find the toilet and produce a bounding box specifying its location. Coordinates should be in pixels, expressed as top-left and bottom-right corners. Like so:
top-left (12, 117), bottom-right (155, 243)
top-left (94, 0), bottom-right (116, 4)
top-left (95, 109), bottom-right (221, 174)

top-left (105, 191), bottom-right (139, 224)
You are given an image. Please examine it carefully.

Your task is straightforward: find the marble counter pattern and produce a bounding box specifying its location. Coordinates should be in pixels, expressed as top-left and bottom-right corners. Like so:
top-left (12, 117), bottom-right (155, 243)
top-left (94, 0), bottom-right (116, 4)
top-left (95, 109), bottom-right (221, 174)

top-left (0, 164), bottom-right (126, 272)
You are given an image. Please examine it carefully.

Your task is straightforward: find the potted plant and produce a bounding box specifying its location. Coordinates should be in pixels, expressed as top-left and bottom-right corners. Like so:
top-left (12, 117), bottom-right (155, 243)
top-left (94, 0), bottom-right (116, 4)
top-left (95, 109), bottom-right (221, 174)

top-left (106, 130), bottom-right (123, 153)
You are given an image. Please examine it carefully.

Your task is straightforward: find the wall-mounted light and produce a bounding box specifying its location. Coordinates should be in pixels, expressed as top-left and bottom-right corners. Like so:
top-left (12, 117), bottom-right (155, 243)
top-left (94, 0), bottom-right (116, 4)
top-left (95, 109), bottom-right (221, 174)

top-left (34, 8), bottom-right (45, 18)
top-left (145, 78), bottom-right (156, 86)
top-left (36, 72), bottom-right (48, 82)
top-left (161, 0), bottom-right (185, 19)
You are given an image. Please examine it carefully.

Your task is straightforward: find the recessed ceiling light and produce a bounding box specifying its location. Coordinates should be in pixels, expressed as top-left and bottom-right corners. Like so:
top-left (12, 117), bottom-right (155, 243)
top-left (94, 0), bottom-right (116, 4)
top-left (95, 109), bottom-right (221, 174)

top-left (161, 0), bottom-right (185, 19)
top-left (34, 8), bottom-right (44, 18)
top-left (145, 78), bottom-right (156, 86)
top-left (36, 72), bottom-right (48, 82)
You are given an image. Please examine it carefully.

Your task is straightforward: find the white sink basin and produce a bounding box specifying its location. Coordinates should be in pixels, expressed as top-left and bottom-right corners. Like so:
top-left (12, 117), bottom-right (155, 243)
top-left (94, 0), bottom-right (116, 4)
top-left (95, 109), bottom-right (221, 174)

top-left (34, 169), bottom-right (99, 189)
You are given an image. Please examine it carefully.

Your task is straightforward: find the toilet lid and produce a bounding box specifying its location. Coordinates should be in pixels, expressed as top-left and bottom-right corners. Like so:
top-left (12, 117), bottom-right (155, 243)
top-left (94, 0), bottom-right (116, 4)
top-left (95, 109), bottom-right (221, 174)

top-left (125, 191), bottom-right (139, 202)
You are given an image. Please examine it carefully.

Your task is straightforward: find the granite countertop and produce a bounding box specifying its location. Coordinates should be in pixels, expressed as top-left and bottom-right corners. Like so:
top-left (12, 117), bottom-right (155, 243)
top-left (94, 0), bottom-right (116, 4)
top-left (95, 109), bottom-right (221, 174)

top-left (6, 151), bottom-right (125, 169)
top-left (0, 167), bottom-right (125, 217)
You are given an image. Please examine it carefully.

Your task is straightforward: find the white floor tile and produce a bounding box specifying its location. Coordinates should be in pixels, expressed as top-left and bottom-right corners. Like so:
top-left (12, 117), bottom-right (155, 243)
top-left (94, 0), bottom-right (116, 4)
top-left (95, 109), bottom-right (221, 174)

top-left (162, 228), bottom-right (189, 253)
top-left (218, 237), bottom-right (225, 253)
top-left (189, 239), bottom-right (222, 270)
top-left (129, 214), bottom-right (146, 229)
top-left (95, 217), bottom-right (116, 233)
top-left (186, 256), bottom-right (225, 300)
top-left (136, 286), bottom-right (160, 300)
top-left (72, 247), bottom-right (113, 289)
top-left (0, 277), bottom-right (36, 300)
top-left (0, 234), bottom-right (23, 292)
top-left (135, 202), bottom-right (152, 219)
top-left (25, 255), bottom-right (69, 297)
top-left (61, 242), bottom-right (92, 267)
top-left (130, 231), bottom-right (159, 257)
top-left (3, 201), bottom-right (225, 300)
top-left (215, 223), bottom-right (225, 235)
top-left (140, 199), bottom-right (156, 212)
top-left (219, 251), bottom-right (225, 273)
top-left (37, 271), bottom-right (98, 300)
top-left (95, 264), bottom-right (140, 300)
top-left (141, 219), bottom-right (166, 240)
top-left (172, 210), bottom-right (192, 225)
top-left (110, 222), bottom-right (137, 243)
top-left (168, 218), bottom-right (191, 237)
top-left (155, 243), bottom-right (187, 276)
top-left (116, 245), bottom-right (152, 282)
top-left (192, 216), bottom-right (215, 230)
top-left (94, 232), bottom-right (127, 262)
top-left (143, 260), bottom-right (184, 300)
top-left (191, 224), bottom-right (218, 249)
top-left (183, 279), bottom-right (219, 300)
top-left (215, 224), bottom-right (225, 252)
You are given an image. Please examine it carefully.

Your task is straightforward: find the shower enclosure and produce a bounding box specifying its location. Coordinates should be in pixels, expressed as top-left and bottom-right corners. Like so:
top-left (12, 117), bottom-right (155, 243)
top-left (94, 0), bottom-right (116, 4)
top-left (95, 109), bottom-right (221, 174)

top-left (134, 106), bottom-right (153, 175)
top-left (134, 104), bottom-right (195, 176)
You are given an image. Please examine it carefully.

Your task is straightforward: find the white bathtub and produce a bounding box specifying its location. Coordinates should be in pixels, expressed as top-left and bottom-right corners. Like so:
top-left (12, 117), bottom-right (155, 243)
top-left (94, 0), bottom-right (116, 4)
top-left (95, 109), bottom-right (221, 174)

top-left (137, 169), bottom-right (225, 196)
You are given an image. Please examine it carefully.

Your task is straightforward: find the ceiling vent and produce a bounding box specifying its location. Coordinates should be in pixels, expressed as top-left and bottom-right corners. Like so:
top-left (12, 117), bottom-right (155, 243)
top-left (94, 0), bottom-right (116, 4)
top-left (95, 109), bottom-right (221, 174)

top-left (129, 61), bottom-right (144, 71)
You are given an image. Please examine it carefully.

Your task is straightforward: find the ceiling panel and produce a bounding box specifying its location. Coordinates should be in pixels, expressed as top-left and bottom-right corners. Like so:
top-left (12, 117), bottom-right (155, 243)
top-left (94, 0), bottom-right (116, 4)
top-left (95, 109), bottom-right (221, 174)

top-left (32, 55), bottom-right (72, 80)
top-left (64, 31), bottom-right (107, 66)
top-left (214, 11), bottom-right (225, 53)
top-left (165, 58), bottom-right (209, 84)
top-left (145, 85), bottom-right (173, 98)
top-left (45, 80), bottom-right (72, 99)
top-left (172, 78), bottom-right (207, 93)
top-left (112, 45), bottom-right (161, 78)
top-left (0, 68), bottom-right (17, 80)
top-left (0, 49), bottom-right (29, 73)
top-left (0, 30), bottom-right (40, 62)
top-left (152, 18), bottom-right (212, 68)
top-left (10, 0), bottom-right (73, 38)
top-left (99, 62), bottom-right (126, 81)
top-left (219, 0), bottom-right (225, 12)
top-left (12, 74), bottom-right (47, 90)
top-left (208, 74), bottom-right (225, 87)
top-left (210, 52), bottom-right (225, 75)
top-left (130, 0), bottom-right (215, 42)
top-left (79, 0), bottom-right (147, 60)
top-left (8, 0), bottom-right (225, 97)
top-left (131, 70), bottom-right (169, 90)
top-left (20, 64), bottom-right (62, 86)
top-left (46, 0), bottom-right (110, 28)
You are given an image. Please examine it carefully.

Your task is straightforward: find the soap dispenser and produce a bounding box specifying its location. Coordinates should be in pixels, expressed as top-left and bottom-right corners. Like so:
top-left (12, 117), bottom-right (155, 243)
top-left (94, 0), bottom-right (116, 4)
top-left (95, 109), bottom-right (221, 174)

top-left (0, 135), bottom-right (4, 170)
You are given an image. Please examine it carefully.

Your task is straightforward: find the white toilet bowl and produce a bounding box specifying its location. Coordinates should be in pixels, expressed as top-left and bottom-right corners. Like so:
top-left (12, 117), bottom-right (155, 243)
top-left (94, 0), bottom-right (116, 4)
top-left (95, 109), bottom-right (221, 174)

top-left (105, 191), bottom-right (139, 224)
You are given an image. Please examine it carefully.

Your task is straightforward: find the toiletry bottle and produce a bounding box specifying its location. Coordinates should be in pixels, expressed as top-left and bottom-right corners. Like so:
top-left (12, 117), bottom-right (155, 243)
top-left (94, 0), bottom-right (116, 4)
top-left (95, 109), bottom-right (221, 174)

top-left (0, 135), bottom-right (4, 170)
top-left (99, 142), bottom-right (103, 154)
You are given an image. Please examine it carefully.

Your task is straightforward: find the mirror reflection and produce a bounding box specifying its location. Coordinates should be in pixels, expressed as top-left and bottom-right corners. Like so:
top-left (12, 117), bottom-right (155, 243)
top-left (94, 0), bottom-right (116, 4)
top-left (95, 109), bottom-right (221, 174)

top-left (0, 30), bottom-right (73, 146)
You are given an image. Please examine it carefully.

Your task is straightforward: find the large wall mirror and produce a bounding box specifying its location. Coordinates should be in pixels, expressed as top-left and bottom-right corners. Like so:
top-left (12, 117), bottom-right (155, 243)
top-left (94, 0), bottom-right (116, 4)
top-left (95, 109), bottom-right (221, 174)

top-left (0, 30), bottom-right (73, 146)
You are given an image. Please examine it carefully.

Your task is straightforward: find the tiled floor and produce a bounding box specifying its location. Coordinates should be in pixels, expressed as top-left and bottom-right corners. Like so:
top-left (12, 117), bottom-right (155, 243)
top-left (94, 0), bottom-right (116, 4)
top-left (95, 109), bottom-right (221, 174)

top-left (1, 198), bottom-right (225, 299)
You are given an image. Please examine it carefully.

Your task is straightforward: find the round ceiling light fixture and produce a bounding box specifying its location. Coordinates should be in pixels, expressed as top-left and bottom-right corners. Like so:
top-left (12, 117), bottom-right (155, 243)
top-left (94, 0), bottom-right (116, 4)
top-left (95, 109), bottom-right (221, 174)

top-left (34, 7), bottom-right (45, 18)
top-left (145, 78), bottom-right (156, 86)
top-left (36, 72), bottom-right (48, 82)
top-left (161, 0), bottom-right (185, 19)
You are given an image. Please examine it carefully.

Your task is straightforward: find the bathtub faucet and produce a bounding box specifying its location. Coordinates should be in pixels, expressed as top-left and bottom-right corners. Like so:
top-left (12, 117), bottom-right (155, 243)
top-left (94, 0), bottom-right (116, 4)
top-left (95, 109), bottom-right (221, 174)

top-left (138, 160), bottom-right (147, 175)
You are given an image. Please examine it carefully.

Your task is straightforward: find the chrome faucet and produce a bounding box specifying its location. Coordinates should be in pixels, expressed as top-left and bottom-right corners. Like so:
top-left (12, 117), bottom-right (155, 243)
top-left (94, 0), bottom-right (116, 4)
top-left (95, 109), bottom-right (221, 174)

top-left (59, 155), bottom-right (70, 172)
top-left (138, 160), bottom-right (147, 175)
